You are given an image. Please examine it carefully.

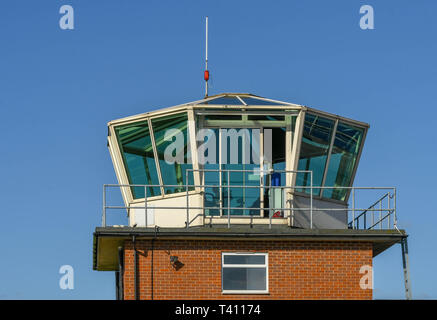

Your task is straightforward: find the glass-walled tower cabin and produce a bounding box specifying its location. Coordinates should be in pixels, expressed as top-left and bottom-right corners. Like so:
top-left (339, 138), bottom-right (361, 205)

top-left (107, 93), bottom-right (368, 229)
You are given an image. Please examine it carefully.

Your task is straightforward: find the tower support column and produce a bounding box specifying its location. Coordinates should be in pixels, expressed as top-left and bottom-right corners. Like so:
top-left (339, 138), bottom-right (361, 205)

top-left (401, 237), bottom-right (412, 300)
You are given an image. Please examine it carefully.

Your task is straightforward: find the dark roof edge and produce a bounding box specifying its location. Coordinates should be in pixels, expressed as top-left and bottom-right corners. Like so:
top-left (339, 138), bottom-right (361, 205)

top-left (94, 227), bottom-right (407, 241)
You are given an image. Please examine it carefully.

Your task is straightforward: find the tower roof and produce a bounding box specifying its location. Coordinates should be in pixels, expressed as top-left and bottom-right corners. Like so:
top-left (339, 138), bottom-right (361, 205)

top-left (183, 93), bottom-right (298, 106)
top-left (108, 93), bottom-right (369, 129)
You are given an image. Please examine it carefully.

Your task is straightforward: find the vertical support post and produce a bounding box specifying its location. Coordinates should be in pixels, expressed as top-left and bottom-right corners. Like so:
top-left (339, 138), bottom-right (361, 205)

top-left (268, 171), bottom-right (271, 224)
top-left (401, 237), bottom-right (412, 300)
top-left (219, 133), bottom-right (223, 217)
top-left (186, 170), bottom-right (189, 229)
top-left (102, 185), bottom-right (106, 227)
top-left (117, 246), bottom-right (124, 300)
top-left (115, 271), bottom-right (120, 300)
top-left (379, 201), bottom-right (382, 230)
top-left (227, 170), bottom-right (230, 228)
top-left (388, 192), bottom-right (391, 228)
top-left (269, 183), bottom-right (272, 230)
top-left (394, 188), bottom-right (398, 229)
top-left (309, 173), bottom-right (313, 229)
top-left (259, 130), bottom-right (265, 219)
top-left (352, 188), bottom-right (355, 229)
top-left (364, 209), bottom-right (366, 229)
top-left (145, 186), bottom-right (148, 227)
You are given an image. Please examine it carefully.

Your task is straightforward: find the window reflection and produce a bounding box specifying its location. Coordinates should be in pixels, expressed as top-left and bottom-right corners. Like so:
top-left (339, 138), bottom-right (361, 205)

top-left (151, 113), bottom-right (194, 195)
top-left (241, 97), bottom-right (283, 106)
top-left (115, 121), bottom-right (161, 199)
top-left (296, 114), bottom-right (334, 195)
top-left (204, 96), bottom-right (243, 105)
top-left (221, 128), bottom-right (261, 216)
top-left (323, 123), bottom-right (364, 201)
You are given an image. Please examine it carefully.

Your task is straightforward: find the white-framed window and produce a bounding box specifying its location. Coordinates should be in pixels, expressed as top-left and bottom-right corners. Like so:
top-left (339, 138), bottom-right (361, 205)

top-left (221, 252), bottom-right (268, 294)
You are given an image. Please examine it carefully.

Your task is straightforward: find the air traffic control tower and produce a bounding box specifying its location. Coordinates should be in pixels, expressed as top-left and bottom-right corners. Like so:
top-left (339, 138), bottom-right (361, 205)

top-left (93, 93), bottom-right (411, 300)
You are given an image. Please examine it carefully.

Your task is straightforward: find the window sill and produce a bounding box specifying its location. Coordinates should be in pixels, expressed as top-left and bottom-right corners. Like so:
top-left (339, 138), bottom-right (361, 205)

top-left (222, 291), bottom-right (269, 295)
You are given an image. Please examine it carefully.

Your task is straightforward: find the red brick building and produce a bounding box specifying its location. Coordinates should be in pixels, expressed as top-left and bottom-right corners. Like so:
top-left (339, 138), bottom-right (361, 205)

top-left (92, 94), bottom-right (410, 300)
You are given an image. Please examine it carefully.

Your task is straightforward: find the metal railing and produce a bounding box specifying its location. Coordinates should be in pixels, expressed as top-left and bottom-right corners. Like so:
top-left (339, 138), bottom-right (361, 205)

top-left (102, 168), bottom-right (397, 230)
top-left (188, 169), bottom-right (313, 230)
top-left (348, 191), bottom-right (396, 230)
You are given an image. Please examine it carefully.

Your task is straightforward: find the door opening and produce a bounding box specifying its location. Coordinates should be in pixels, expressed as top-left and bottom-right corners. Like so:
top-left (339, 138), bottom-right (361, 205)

top-left (203, 127), bottom-right (286, 217)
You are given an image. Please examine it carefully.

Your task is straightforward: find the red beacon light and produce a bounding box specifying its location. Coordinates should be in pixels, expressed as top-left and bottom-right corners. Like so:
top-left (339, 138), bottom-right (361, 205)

top-left (204, 70), bottom-right (209, 81)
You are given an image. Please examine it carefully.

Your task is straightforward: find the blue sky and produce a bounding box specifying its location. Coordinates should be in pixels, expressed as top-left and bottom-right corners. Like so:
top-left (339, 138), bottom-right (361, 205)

top-left (0, 0), bottom-right (435, 299)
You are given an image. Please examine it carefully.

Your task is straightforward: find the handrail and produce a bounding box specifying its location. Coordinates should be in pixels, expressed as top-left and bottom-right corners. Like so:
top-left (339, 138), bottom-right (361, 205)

top-left (348, 191), bottom-right (397, 230)
top-left (351, 192), bottom-right (390, 221)
top-left (368, 210), bottom-right (394, 230)
top-left (102, 169), bottom-right (397, 231)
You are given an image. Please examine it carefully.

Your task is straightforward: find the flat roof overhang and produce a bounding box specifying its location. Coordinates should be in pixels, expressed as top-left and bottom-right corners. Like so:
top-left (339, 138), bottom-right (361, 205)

top-left (93, 226), bottom-right (407, 271)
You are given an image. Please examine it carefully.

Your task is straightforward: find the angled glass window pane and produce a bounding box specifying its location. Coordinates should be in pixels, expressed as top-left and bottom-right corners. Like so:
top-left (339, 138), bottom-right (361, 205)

top-left (115, 121), bottom-right (161, 199)
top-left (204, 96), bottom-right (243, 105)
top-left (222, 268), bottom-right (266, 291)
top-left (224, 255), bottom-right (265, 265)
top-left (242, 97), bottom-right (283, 106)
top-left (296, 114), bottom-right (334, 195)
top-left (323, 123), bottom-right (364, 201)
top-left (151, 113), bottom-right (194, 195)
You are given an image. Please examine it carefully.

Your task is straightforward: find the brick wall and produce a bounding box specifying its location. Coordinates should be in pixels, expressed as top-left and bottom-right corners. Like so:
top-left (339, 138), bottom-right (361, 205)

top-left (123, 240), bottom-right (372, 300)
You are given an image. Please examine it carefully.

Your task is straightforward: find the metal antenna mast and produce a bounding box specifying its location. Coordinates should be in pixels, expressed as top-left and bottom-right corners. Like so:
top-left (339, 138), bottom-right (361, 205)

top-left (204, 16), bottom-right (209, 97)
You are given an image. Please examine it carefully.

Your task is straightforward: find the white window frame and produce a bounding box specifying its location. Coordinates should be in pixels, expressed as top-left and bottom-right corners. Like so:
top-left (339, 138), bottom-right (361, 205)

top-left (221, 252), bottom-right (269, 294)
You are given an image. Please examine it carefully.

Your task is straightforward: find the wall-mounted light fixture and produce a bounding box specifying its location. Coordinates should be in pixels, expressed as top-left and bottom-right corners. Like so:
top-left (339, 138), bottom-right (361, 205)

top-left (170, 256), bottom-right (178, 264)
top-left (170, 255), bottom-right (184, 270)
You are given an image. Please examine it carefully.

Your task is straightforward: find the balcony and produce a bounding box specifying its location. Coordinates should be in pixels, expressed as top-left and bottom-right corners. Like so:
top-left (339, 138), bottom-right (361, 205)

top-left (102, 169), bottom-right (398, 231)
